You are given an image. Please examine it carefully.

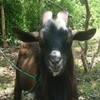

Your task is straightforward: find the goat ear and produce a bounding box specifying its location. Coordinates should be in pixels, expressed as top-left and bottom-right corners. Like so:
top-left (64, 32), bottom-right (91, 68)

top-left (12, 28), bottom-right (39, 42)
top-left (72, 28), bottom-right (96, 41)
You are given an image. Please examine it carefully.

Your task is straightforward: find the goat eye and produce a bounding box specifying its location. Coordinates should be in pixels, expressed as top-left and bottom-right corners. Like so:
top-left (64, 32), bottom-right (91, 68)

top-left (69, 36), bottom-right (73, 41)
top-left (38, 37), bottom-right (43, 43)
top-left (66, 37), bottom-right (73, 45)
top-left (66, 36), bottom-right (71, 42)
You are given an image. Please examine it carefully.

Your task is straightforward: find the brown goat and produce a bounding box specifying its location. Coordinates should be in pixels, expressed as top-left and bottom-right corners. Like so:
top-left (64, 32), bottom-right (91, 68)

top-left (14, 42), bottom-right (40, 99)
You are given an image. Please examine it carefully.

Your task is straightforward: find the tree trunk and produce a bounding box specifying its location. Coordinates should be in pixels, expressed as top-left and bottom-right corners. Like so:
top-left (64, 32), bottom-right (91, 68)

top-left (81, 0), bottom-right (90, 73)
top-left (0, 0), bottom-right (8, 47)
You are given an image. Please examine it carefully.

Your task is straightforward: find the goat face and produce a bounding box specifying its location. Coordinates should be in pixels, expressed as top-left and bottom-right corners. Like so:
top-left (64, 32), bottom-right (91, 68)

top-left (39, 20), bottom-right (73, 76)
top-left (12, 11), bottom-right (96, 76)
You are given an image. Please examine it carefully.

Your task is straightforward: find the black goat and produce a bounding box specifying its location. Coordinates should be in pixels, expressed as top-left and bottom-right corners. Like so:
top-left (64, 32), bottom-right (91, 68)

top-left (12, 11), bottom-right (96, 100)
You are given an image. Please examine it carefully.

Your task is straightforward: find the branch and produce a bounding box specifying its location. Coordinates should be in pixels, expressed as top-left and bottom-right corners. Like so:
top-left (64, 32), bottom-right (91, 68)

top-left (84, 0), bottom-right (90, 55)
top-left (84, 41), bottom-right (88, 55)
top-left (83, 0), bottom-right (90, 55)
top-left (81, 54), bottom-right (89, 73)
top-left (68, 16), bottom-right (75, 30)
top-left (48, 0), bottom-right (65, 11)
top-left (84, 0), bottom-right (90, 30)
top-left (78, 41), bottom-right (84, 51)
top-left (80, 0), bottom-right (90, 72)
top-left (89, 39), bottom-right (100, 69)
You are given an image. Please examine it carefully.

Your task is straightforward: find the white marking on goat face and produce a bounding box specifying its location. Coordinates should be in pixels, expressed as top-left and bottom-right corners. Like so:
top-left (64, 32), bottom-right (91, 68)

top-left (49, 50), bottom-right (63, 76)
top-left (55, 18), bottom-right (68, 30)
top-left (51, 50), bottom-right (61, 56)
top-left (49, 67), bottom-right (62, 77)
top-left (52, 70), bottom-right (62, 77)
top-left (49, 50), bottom-right (62, 66)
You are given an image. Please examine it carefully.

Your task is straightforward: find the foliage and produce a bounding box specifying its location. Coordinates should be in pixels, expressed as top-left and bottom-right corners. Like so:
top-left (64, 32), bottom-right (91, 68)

top-left (89, 0), bottom-right (100, 28)
top-left (0, 0), bottom-right (23, 46)
top-left (77, 63), bottom-right (100, 99)
top-left (0, 0), bottom-right (100, 46)
top-left (21, 0), bottom-right (41, 31)
top-left (22, 0), bottom-right (74, 31)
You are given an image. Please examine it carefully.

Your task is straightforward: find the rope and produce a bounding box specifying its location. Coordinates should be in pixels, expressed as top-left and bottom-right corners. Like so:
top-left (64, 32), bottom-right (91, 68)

top-left (0, 49), bottom-right (40, 96)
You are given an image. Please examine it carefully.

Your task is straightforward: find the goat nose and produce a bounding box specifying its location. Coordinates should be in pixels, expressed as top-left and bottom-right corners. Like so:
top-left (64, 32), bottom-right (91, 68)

top-left (50, 50), bottom-right (61, 63)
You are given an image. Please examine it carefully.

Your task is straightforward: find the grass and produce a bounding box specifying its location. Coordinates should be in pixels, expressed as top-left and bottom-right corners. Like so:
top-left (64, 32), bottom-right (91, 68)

top-left (77, 63), bottom-right (100, 99)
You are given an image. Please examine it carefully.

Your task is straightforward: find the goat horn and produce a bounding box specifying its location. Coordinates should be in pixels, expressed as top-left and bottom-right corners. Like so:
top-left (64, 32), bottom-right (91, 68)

top-left (42, 11), bottom-right (53, 25)
top-left (57, 11), bottom-right (69, 25)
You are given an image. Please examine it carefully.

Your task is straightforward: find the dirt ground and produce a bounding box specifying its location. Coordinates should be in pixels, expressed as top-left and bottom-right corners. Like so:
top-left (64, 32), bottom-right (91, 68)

top-left (0, 47), bottom-right (19, 100)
